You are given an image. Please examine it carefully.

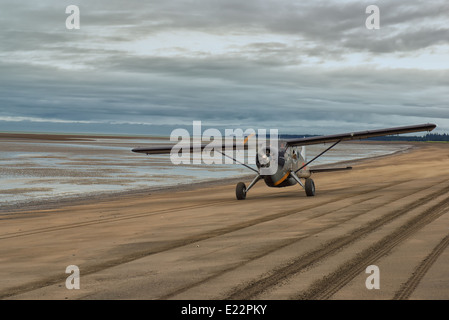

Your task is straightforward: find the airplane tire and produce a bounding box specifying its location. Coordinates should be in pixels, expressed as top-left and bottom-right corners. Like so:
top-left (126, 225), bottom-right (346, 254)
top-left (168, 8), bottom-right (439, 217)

top-left (305, 178), bottom-right (315, 197)
top-left (236, 182), bottom-right (247, 200)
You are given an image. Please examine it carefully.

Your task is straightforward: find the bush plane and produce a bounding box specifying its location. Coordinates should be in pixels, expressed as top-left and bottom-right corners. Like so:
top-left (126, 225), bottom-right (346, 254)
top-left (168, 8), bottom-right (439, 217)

top-left (132, 123), bottom-right (436, 200)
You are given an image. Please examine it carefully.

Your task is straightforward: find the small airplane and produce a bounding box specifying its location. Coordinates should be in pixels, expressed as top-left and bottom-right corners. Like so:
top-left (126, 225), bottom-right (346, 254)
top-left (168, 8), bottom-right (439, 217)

top-left (132, 123), bottom-right (436, 200)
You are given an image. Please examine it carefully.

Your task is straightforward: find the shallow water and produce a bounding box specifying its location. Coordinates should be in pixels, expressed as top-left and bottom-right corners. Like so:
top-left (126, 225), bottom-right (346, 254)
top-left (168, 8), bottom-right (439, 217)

top-left (0, 137), bottom-right (410, 208)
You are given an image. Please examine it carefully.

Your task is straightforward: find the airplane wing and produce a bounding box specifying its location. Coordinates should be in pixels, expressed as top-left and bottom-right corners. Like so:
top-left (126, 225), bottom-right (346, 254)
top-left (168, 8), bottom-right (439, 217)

top-left (133, 133), bottom-right (256, 154)
top-left (132, 142), bottom-right (250, 155)
top-left (132, 123), bottom-right (436, 154)
top-left (284, 123), bottom-right (436, 147)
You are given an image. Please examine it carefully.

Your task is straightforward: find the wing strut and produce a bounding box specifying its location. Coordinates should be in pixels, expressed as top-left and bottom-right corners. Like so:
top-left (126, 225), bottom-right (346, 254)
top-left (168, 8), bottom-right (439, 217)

top-left (217, 150), bottom-right (259, 174)
top-left (294, 140), bottom-right (342, 174)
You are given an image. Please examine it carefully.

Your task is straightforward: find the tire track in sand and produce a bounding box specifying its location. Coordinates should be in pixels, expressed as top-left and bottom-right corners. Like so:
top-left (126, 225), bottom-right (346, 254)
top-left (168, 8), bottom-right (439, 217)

top-left (225, 182), bottom-right (449, 300)
top-left (0, 200), bottom-right (232, 240)
top-left (0, 180), bottom-right (403, 240)
top-left (161, 180), bottom-right (436, 299)
top-left (0, 180), bottom-right (404, 299)
top-left (299, 192), bottom-right (449, 300)
top-left (393, 233), bottom-right (449, 300)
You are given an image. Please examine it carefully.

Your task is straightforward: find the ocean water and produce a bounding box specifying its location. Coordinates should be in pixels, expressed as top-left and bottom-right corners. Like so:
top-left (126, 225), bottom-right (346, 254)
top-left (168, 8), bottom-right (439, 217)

top-left (0, 136), bottom-right (410, 209)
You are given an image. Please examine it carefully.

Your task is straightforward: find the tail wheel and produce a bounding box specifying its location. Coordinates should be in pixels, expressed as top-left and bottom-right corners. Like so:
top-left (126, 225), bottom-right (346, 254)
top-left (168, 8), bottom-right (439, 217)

top-left (305, 178), bottom-right (315, 197)
top-left (236, 182), bottom-right (247, 200)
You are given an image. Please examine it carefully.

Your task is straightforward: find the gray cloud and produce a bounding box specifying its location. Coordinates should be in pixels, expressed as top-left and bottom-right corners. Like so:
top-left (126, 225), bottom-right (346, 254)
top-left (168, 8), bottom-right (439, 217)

top-left (0, 0), bottom-right (448, 135)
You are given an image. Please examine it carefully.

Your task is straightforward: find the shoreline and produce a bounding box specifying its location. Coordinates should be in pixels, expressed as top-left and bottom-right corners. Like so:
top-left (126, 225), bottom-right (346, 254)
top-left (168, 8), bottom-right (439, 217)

top-left (1, 141), bottom-right (419, 215)
top-left (0, 132), bottom-right (168, 141)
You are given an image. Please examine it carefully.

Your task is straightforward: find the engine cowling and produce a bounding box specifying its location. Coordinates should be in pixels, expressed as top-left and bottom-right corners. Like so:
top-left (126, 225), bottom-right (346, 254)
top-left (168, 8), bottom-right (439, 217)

top-left (255, 143), bottom-right (279, 175)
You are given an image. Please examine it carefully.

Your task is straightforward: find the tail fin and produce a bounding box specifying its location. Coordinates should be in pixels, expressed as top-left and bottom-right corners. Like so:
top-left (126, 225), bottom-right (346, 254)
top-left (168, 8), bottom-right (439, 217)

top-left (300, 146), bottom-right (307, 163)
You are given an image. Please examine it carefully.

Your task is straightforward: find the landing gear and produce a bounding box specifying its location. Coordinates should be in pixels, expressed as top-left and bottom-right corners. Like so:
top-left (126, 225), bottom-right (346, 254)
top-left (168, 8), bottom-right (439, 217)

top-left (305, 178), bottom-right (315, 197)
top-left (236, 182), bottom-right (247, 200)
top-left (235, 175), bottom-right (262, 200)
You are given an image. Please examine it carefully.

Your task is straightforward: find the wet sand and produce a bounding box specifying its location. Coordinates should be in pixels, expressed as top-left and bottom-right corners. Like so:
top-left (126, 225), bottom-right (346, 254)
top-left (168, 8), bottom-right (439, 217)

top-left (0, 132), bottom-right (164, 141)
top-left (1, 141), bottom-right (449, 300)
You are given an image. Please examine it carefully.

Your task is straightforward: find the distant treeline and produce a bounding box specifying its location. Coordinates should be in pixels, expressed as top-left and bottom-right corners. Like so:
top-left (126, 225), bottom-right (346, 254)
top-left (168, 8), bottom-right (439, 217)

top-left (366, 133), bottom-right (449, 142)
top-left (279, 133), bottom-right (449, 142)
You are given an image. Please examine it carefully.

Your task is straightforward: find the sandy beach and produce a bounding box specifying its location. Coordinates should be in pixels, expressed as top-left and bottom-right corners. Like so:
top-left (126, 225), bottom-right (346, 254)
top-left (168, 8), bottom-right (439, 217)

top-left (1, 138), bottom-right (449, 300)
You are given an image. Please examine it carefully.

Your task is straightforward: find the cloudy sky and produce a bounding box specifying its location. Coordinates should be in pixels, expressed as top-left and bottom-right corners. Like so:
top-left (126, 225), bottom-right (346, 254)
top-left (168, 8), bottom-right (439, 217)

top-left (1, 0), bottom-right (448, 135)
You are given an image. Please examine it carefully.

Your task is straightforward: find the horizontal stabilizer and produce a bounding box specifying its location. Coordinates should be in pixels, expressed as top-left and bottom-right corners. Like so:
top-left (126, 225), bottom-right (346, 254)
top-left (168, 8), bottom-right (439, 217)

top-left (310, 166), bottom-right (353, 173)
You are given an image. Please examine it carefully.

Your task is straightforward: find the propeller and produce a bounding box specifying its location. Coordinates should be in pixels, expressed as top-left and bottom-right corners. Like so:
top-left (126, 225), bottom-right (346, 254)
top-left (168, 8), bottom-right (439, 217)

top-left (256, 142), bottom-right (278, 175)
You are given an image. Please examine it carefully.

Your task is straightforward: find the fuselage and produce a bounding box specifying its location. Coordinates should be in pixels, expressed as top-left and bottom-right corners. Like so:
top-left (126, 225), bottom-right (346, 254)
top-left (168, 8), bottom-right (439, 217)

top-left (256, 143), bottom-right (310, 188)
